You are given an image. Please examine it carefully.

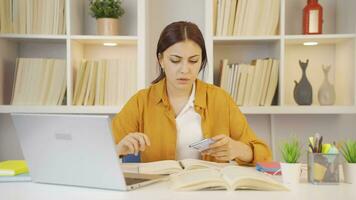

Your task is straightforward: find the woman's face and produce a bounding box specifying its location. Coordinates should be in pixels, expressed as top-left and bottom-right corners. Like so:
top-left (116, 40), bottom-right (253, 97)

top-left (159, 39), bottom-right (202, 91)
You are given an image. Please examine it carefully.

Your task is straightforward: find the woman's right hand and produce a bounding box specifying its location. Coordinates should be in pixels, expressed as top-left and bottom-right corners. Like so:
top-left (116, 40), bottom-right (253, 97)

top-left (116, 133), bottom-right (151, 156)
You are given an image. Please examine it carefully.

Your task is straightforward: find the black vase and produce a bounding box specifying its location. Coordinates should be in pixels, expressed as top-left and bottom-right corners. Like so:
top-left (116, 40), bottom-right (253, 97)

top-left (293, 59), bottom-right (313, 105)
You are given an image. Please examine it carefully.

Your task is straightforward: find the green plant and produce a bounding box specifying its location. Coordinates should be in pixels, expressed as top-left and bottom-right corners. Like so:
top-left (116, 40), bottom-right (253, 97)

top-left (340, 140), bottom-right (356, 163)
top-left (280, 136), bottom-right (302, 163)
top-left (89, 0), bottom-right (125, 19)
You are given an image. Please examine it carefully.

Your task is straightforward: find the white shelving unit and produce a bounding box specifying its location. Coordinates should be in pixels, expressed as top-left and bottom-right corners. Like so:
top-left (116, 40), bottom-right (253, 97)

top-left (206, 0), bottom-right (356, 112)
top-left (0, 0), bottom-right (146, 108)
top-left (0, 0), bottom-right (356, 161)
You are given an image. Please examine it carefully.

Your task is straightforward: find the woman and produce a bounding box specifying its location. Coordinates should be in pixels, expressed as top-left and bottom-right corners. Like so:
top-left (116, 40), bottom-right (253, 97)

top-left (112, 21), bottom-right (271, 165)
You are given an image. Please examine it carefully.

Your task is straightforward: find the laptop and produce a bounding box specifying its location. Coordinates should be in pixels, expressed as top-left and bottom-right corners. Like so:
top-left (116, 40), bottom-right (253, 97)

top-left (11, 113), bottom-right (166, 191)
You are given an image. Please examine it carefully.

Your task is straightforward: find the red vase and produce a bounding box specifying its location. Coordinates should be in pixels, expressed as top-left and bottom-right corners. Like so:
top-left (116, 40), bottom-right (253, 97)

top-left (303, 0), bottom-right (323, 34)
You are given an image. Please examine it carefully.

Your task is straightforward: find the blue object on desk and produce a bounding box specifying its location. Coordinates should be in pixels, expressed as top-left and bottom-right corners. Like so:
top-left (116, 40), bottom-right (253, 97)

top-left (122, 153), bottom-right (140, 163)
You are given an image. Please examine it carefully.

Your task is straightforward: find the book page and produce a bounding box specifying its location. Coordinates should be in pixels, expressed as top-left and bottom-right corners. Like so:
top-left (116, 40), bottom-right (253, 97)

top-left (138, 160), bottom-right (183, 175)
top-left (180, 159), bottom-right (230, 170)
top-left (221, 166), bottom-right (287, 191)
top-left (170, 168), bottom-right (227, 191)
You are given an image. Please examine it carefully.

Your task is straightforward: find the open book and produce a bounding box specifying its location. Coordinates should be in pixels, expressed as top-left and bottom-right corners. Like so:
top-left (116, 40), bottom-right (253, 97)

top-left (170, 166), bottom-right (288, 191)
top-left (121, 159), bottom-right (231, 175)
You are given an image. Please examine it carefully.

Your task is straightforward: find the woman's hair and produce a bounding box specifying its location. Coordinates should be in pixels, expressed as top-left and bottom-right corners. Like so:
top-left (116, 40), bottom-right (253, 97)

top-left (152, 21), bottom-right (207, 84)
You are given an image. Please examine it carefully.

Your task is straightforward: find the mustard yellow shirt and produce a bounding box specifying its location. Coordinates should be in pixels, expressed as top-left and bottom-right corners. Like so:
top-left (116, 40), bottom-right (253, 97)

top-left (112, 78), bottom-right (272, 165)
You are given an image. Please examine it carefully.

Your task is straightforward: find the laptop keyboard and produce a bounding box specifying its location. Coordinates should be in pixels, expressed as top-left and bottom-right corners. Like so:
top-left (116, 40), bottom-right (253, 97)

top-left (125, 177), bottom-right (150, 185)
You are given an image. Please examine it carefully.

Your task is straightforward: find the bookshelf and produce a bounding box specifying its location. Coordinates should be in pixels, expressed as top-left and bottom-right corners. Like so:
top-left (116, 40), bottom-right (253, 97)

top-left (0, 0), bottom-right (146, 109)
top-left (0, 0), bottom-right (356, 161)
top-left (207, 0), bottom-right (356, 111)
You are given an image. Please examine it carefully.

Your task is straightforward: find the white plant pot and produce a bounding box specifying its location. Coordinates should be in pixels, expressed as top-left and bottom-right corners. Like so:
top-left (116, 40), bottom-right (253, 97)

top-left (343, 163), bottom-right (356, 183)
top-left (280, 162), bottom-right (301, 185)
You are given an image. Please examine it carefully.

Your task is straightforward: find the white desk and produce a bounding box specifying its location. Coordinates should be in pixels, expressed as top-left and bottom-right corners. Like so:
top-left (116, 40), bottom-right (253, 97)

top-left (0, 181), bottom-right (354, 200)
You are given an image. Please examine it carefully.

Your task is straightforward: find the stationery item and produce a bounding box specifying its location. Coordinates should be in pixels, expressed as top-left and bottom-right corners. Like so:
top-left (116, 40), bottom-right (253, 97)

top-left (256, 162), bottom-right (281, 175)
top-left (307, 152), bottom-right (340, 184)
top-left (0, 173), bottom-right (31, 182)
top-left (0, 160), bottom-right (29, 176)
top-left (170, 166), bottom-right (288, 191)
top-left (308, 133), bottom-right (323, 153)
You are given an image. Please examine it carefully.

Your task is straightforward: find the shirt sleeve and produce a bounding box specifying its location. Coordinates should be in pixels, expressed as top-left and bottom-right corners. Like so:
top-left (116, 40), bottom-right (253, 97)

top-left (227, 94), bottom-right (272, 166)
top-left (112, 92), bottom-right (141, 144)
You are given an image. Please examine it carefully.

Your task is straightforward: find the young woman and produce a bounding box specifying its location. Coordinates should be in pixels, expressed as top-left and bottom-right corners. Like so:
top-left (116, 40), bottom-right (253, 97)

top-left (112, 21), bottom-right (272, 165)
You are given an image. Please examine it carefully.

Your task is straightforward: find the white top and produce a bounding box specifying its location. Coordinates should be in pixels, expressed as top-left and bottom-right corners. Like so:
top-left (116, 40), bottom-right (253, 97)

top-left (175, 83), bottom-right (203, 160)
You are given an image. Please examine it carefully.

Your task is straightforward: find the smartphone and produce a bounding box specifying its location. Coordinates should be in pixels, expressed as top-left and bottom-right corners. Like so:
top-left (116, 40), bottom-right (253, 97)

top-left (188, 138), bottom-right (215, 152)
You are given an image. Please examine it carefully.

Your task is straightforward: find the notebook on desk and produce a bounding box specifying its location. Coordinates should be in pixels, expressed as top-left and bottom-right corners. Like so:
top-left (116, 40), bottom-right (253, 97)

top-left (11, 113), bottom-right (166, 191)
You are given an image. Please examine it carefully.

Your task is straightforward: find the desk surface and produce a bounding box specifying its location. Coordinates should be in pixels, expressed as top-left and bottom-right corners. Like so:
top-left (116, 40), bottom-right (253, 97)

top-left (0, 181), bottom-right (354, 200)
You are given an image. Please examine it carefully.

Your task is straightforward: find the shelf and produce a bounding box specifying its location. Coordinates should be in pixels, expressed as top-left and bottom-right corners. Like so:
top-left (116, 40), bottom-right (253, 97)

top-left (240, 106), bottom-right (356, 114)
top-left (285, 34), bottom-right (356, 45)
top-left (1, 105), bottom-right (355, 115)
top-left (213, 36), bottom-right (280, 45)
top-left (70, 35), bottom-right (138, 45)
top-left (0, 106), bottom-right (123, 114)
top-left (0, 34), bottom-right (67, 43)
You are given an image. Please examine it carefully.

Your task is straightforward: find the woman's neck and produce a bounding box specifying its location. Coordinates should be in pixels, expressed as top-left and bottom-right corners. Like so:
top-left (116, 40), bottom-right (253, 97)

top-left (166, 81), bottom-right (193, 100)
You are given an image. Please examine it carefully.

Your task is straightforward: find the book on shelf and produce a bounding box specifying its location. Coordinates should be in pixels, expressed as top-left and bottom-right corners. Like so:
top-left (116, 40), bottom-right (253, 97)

top-left (121, 159), bottom-right (231, 175)
top-left (0, 160), bottom-right (29, 176)
top-left (264, 59), bottom-right (279, 106)
top-left (0, 0), bottom-right (65, 34)
top-left (215, 0), bottom-right (280, 36)
top-left (170, 166), bottom-right (288, 191)
top-left (11, 58), bottom-right (66, 105)
top-left (73, 58), bottom-right (137, 106)
top-left (218, 58), bottom-right (279, 106)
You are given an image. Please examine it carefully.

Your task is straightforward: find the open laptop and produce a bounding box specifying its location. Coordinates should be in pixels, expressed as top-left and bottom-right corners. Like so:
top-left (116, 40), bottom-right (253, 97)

top-left (11, 113), bottom-right (166, 191)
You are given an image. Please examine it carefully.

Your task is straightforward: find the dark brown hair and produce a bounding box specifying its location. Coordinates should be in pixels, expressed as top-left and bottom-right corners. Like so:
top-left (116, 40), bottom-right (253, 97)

top-left (152, 21), bottom-right (207, 84)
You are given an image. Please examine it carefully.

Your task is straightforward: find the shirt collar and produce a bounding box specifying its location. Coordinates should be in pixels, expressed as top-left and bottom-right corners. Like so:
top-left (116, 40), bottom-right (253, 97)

top-left (151, 78), bottom-right (207, 109)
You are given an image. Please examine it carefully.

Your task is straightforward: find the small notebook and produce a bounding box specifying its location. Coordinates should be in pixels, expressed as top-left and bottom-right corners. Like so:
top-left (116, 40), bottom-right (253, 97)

top-left (0, 160), bottom-right (29, 176)
top-left (256, 162), bottom-right (281, 175)
top-left (0, 173), bottom-right (31, 182)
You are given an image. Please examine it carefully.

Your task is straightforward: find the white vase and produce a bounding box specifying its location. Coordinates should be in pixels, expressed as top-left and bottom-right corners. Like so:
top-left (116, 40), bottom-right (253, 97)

top-left (97, 18), bottom-right (119, 35)
top-left (343, 163), bottom-right (356, 183)
top-left (280, 163), bottom-right (301, 185)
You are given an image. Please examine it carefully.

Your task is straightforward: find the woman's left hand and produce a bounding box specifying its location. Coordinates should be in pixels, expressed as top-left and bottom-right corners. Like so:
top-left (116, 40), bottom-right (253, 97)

top-left (201, 134), bottom-right (252, 162)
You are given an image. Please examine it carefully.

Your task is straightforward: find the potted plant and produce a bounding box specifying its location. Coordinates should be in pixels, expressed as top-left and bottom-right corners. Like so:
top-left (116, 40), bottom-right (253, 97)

top-left (89, 0), bottom-right (125, 35)
top-left (280, 136), bottom-right (302, 184)
top-left (339, 140), bottom-right (356, 183)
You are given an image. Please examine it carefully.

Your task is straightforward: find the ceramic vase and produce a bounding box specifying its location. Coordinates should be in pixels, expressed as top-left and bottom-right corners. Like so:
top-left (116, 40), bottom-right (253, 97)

top-left (318, 65), bottom-right (335, 105)
top-left (294, 59), bottom-right (313, 105)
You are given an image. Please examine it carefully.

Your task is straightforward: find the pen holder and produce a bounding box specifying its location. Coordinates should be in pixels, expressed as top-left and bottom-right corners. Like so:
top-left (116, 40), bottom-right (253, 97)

top-left (307, 152), bottom-right (340, 184)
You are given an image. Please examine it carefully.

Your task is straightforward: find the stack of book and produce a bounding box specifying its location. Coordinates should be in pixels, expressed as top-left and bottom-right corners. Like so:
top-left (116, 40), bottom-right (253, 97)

top-left (214, 0), bottom-right (280, 36)
top-left (219, 58), bottom-right (279, 106)
top-left (11, 58), bottom-right (67, 105)
top-left (0, 0), bottom-right (66, 34)
top-left (73, 59), bottom-right (137, 106)
top-left (0, 160), bottom-right (31, 182)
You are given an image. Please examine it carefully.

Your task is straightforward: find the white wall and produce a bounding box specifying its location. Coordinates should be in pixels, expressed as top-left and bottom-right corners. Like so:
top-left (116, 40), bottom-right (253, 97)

top-left (147, 0), bottom-right (205, 85)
